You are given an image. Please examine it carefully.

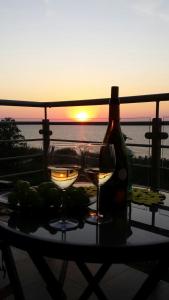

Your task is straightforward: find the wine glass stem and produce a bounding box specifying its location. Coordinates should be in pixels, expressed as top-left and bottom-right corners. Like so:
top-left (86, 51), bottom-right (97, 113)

top-left (61, 190), bottom-right (66, 221)
top-left (97, 184), bottom-right (100, 218)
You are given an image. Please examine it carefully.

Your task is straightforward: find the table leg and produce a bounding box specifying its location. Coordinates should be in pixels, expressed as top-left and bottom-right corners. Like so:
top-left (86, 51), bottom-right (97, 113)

top-left (28, 251), bottom-right (66, 300)
top-left (1, 244), bottom-right (25, 300)
top-left (133, 259), bottom-right (169, 300)
top-left (76, 261), bottom-right (111, 300)
top-left (59, 260), bottom-right (68, 286)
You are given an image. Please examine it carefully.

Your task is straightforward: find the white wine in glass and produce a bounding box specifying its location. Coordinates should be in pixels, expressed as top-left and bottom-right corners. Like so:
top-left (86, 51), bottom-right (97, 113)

top-left (84, 143), bottom-right (116, 224)
top-left (49, 167), bottom-right (79, 190)
top-left (48, 143), bottom-right (81, 231)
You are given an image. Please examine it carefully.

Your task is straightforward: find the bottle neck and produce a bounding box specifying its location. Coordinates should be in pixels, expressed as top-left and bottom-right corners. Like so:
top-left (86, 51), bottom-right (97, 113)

top-left (103, 86), bottom-right (120, 144)
top-left (109, 100), bottom-right (120, 127)
top-left (103, 101), bottom-right (120, 143)
top-left (109, 86), bottom-right (119, 123)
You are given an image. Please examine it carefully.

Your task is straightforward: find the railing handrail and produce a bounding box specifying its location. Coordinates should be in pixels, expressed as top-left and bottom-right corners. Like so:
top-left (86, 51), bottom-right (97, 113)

top-left (0, 153), bottom-right (43, 161)
top-left (0, 92), bottom-right (169, 107)
top-left (0, 88), bottom-right (169, 191)
top-left (0, 138), bottom-right (43, 143)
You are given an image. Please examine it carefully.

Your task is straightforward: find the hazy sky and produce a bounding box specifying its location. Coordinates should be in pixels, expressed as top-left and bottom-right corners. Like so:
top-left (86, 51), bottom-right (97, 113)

top-left (0, 0), bottom-right (169, 119)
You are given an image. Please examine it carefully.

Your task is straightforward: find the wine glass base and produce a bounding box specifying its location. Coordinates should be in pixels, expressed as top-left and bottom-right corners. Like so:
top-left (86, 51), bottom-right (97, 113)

top-left (49, 218), bottom-right (79, 231)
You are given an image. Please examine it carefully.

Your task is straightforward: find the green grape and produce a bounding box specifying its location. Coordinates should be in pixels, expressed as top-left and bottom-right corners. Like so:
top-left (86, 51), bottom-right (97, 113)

top-left (27, 187), bottom-right (45, 209)
top-left (38, 181), bottom-right (56, 198)
top-left (63, 187), bottom-right (89, 209)
top-left (48, 188), bottom-right (62, 208)
top-left (8, 192), bottom-right (18, 208)
top-left (16, 180), bottom-right (31, 192)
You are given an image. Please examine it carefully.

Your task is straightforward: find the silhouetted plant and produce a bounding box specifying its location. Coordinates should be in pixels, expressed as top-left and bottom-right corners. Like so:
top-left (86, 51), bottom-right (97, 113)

top-left (0, 118), bottom-right (43, 182)
top-left (0, 117), bottom-right (27, 156)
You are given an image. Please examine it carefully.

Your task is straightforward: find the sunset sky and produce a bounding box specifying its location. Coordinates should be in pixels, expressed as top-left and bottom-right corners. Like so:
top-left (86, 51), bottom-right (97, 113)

top-left (0, 0), bottom-right (169, 120)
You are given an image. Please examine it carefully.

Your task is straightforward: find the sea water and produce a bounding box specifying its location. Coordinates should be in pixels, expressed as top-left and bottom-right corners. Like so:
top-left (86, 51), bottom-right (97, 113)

top-left (19, 124), bottom-right (169, 159)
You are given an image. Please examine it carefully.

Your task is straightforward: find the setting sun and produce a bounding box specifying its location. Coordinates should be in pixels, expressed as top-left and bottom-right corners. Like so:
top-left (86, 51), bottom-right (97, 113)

top-left (75, 111), bottom-right (89, 121)
top-left (67, 106), bottom-right (100, 122)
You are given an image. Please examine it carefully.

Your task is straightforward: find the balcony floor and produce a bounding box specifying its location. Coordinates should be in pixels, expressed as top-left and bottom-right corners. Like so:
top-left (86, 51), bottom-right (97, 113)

top-left (1, 247), bottom-right (169, 300)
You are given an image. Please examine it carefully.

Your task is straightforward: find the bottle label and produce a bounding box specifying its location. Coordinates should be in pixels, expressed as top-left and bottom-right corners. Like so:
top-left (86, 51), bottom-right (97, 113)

top-left (118, 168), bottom-right (127, 181)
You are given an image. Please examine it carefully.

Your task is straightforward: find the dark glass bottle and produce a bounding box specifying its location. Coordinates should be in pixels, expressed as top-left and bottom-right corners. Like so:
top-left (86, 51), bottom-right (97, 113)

top-left (100, 86), bottom-right (129, 213)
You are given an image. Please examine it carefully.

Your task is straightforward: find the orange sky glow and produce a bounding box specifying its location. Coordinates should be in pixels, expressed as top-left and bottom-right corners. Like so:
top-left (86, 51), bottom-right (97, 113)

top-left (0, 1), bottom-right (169, 121)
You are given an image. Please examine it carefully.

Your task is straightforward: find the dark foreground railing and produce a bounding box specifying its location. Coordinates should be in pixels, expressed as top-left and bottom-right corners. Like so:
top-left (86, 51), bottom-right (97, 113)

top-left (0, 89), bottom-right (169, 190)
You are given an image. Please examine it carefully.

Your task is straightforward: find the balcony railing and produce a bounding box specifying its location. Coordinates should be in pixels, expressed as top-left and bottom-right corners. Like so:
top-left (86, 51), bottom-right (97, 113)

top-left (0, 89), bottom-right (169, 191)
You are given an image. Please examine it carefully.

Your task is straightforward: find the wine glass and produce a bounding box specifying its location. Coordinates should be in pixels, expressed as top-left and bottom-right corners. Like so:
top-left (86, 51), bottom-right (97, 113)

top-left (48, 143), bottom-right (81, 231)
top-left (83, 143), bottom-right (116, 224)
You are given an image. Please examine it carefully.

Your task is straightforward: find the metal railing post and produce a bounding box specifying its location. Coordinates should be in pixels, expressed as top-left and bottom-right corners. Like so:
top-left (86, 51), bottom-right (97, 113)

top-left (151, 117), bottom-right (161, 191)
top-left (145, 101), bottom-right (162, 191)
top-left (39, 107), bottom-right (52, 179)
top-left (145, 98), bottom-right (169, 191)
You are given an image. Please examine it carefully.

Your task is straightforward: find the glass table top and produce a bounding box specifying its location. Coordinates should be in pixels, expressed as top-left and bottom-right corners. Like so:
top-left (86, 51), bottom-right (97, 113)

top-left (0, 194), bottom-right (169, 249)
top-left (0, 183), bottom-right (169, 254)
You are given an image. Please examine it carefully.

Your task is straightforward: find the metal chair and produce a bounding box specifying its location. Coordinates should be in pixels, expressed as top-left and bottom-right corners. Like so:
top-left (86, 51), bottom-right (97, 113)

top-left (0, 242), bottom-right (25, 300)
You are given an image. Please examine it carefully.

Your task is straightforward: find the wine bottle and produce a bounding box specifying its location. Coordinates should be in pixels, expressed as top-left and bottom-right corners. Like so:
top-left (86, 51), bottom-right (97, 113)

top-left (100, 86), bottom-right (129, 212)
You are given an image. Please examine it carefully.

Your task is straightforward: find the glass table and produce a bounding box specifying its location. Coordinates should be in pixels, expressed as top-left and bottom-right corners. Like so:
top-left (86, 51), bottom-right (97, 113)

top-left (0, 190), bottom-right (169, 300)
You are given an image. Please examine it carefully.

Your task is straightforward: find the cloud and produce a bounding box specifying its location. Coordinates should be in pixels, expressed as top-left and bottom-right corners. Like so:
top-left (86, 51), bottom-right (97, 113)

top-left (133, 0), bottom-right (169, 22)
